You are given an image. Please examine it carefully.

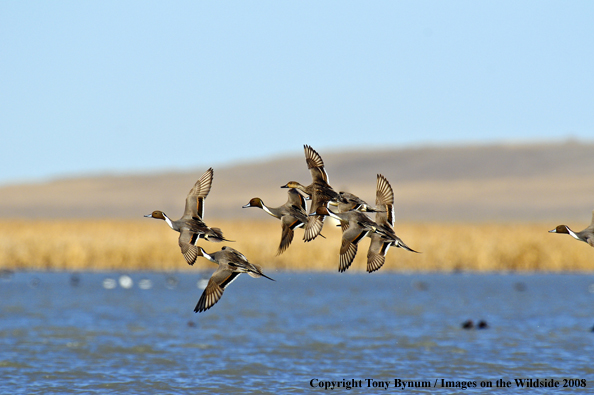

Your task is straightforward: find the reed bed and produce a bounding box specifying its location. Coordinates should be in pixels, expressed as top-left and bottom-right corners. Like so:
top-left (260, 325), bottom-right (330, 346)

top-left (0, 219), bottom-right (592, 272)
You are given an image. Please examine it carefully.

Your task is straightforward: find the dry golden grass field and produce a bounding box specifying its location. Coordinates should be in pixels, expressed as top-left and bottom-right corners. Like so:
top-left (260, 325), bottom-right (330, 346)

top-left (1, 219), bottom-right (592, 273)
top-left (2, 143), bottom-right (593, 272)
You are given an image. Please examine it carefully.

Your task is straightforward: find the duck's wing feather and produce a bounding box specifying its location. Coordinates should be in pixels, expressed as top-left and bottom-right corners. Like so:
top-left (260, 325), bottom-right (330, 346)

top-left (219, 247), bottom-right (249, 267)
top-left (338, 224), bottom-right (372, 272)
top-left (304, 215), bottom-right (325, 242)
top-left (339, 238), bottom-right (358, 272)
top-left (340, 221), bottom-right (350, 233)
top-left (183, 168), bottom-right (214, 219)
top-left (367, 233), bottom-right (389, 273)
top-left (278, 216), bottom-right (298, 255)
top-left (193, 267), bottom-right (240, 313)
top-left (287, 188), bottom-right (307, 212)
top-left (343, 224), bottom-right (370, 246)
top-left (178, 229), bottom-right (201, 265)
top-left (375, 174), bottom-right (395, 226)
top-left (218, 247), bottom-right (273, 280)
top-left (304, 145), bottom-right (329, 183)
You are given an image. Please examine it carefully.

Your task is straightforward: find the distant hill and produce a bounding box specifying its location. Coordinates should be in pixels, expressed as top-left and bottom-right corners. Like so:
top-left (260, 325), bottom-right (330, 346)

top-left (1, 141), bottom-right (593, 222)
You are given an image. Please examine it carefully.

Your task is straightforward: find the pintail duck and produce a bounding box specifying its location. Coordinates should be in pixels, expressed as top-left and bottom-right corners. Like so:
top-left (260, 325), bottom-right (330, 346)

top-left (193, 246), bottom-right (274, 313)
top-left (242, 188), bottom-right (309, 255)
top-left (330, 191), bottom-right (379, 213)
top-left (313, 206), bottom-right (389, 272)
top-left (145, 168), bottom-right (231, 266)
top-left (367, 174), bottom-right (418, 273)
top-left (281, 145), bottom-right (342, 242)
top-left (549, 210), bottom-right (594, 247)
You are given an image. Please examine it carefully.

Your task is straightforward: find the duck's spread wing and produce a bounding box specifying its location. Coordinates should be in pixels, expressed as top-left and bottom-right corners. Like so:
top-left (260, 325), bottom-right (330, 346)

top-left (339, 238), bottom-right (358, 273)
top-left (195, 198), bottom-right (206, 221)
top-left (367, 233), bottom-right (389, 273)
top-left (375, 174), bottom-right (395, 226)
top-left (184, 168), bottom-right (214, 219)
top-left (304, 214), bottom-right (324, 242)
top-left (278, 216), bottom-right (298, 255)
top-left (304, 145), bottom-right (329, 183)
top-left (338, 224), bottom-right (372, 272)
top-left (375, 174), bottom-right (394, 206)
top-left (340, 221), bottom-right (349, 233)
top-left (194, 266), bottom-right (241, 313)
top-left (178, 230), bottom-right (200, 265)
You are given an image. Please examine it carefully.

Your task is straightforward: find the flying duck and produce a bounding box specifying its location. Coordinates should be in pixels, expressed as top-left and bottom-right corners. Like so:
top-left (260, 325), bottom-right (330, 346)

top-left (194, 246), bottom-right (274, 313)
top-left (242, 188), bottom-right (309, 255)
top-left (281, 145), bottom-right (342, 242)
top-left (145, 168), bottom-right (231, 266)
top-left (549, 210), bottom-right (594, 247)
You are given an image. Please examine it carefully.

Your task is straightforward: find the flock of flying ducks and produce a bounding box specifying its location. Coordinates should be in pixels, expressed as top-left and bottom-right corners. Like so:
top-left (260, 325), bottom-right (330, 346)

top-left (145, 145), bottom-right (594, 313)
top-left (145, 145), bottom-right (419, 313)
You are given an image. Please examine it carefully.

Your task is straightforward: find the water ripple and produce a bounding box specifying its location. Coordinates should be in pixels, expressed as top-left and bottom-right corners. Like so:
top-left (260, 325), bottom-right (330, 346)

top-left (1, 272), bottom-right (593, 393)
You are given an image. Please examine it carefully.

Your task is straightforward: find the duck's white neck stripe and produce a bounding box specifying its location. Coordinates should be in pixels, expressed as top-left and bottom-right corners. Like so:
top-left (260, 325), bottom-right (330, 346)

top-left (163, 215), bottom-right (174, 230)
top-left (261, 205), bottom-right (277, 218)
top-left (201, 250), bottom-right (216, 263)
top-left (163, 214), bottom-right (175, 230)
top-left (327, 210), bottom-right (342, 221)
top-left (567, 227), bottom-right (581, 241)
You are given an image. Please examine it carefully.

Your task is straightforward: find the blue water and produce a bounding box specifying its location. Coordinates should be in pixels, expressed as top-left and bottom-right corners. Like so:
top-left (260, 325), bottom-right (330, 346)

top-left (1, 272), bottom-right (593, 394)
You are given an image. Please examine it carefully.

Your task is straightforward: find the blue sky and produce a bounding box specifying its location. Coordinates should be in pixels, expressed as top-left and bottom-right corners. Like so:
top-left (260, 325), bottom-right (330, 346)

top-left (1, 1), bottom-right (593, 185)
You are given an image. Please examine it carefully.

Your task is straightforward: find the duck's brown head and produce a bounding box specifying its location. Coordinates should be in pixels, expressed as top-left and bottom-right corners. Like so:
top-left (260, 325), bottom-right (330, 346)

top-left (281, 181), bottom-right (302, 189)
top-left (549, 225), bottom-right (570, 234)
top-left (242, 198), bottom-right (264, 209)
top-left (311, 206), bottom-right (331, 216)
top-left (145, 210), bottom-right (166, 220)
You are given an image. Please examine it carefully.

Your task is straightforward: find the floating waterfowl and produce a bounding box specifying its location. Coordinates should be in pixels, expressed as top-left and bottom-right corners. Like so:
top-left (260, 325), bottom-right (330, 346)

top-left (242, 188), bottom-right (309, 255)
top-left (193, 246), bottom-right (274, 313)
top-left (462, 319), bottom-right (488, 330)
top-left (549, 211), bottom-right (594, 247)
top-left (144, 168), bottom-right (231, 266)
top-left (461, 320), bottom-right (474, 329)
top-left (366, 174), bottom-right (418, 273)
top-left (282, 145), bottom-right (342, 242)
